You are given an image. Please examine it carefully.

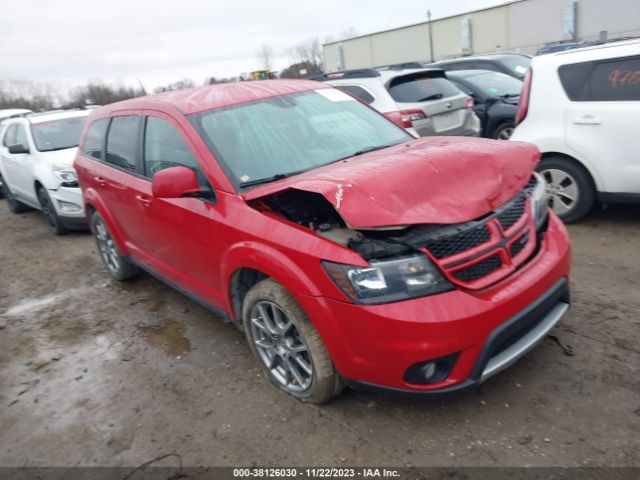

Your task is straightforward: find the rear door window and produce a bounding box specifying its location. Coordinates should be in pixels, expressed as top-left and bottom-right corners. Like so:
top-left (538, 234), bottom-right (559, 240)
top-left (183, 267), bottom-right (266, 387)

top-left (82, 119), bottom-right (109, 160)
top-left (105, 116), bottom-right (141, 172)
top-left (335, 85), bottom-right (375, 104)
top-left (388, 72), bottom-right (462, 102)
top-left (559, 56), bottom-right (640, 101)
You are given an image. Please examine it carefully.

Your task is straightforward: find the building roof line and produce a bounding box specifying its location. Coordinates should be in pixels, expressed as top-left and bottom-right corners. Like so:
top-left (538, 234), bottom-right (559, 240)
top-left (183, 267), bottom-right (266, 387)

top-left (323, 0), bottom-right (524, 47)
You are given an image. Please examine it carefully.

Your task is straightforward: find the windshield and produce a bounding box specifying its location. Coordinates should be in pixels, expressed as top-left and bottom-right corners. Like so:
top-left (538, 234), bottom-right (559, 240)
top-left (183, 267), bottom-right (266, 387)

top-left (466, 71), bottom-right (523, 96)
top-left (31, 116), bottom-right (87, 152)
top-left (500, 55), bottom-right (531, 78)
top-left (191, 89), bottom-right (411, 188)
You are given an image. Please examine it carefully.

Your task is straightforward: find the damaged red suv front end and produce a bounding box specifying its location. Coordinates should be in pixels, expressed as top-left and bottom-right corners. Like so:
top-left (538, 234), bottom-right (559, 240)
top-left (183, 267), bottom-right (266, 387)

top-left (76, 81), bottom-right (570, 402)
top-left (244, 137), bottom-right (571, 394)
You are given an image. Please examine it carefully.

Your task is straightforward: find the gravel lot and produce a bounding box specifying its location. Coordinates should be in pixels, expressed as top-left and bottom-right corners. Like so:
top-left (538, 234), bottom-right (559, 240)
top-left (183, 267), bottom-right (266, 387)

top-left (0, 201), bottom-right (638, 468)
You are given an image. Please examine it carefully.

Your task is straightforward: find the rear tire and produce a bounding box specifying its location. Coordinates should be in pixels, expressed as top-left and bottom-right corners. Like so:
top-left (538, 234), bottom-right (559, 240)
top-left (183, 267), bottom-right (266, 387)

top-left (91, 211), bottom-right (140, 281)
top-left (537, 155), bottom-right (595, 223)
top-left (1, 177), bottom-right (29, 213)
top-left (243, 278), bottom-right (343, 404)
top-left (37, 187), bottom-right (68, 235)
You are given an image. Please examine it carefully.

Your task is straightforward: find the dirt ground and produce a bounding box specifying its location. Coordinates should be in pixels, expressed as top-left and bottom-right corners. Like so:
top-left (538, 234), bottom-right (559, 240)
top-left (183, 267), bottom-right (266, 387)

top-left (0, 201), bottom-right (638, 468)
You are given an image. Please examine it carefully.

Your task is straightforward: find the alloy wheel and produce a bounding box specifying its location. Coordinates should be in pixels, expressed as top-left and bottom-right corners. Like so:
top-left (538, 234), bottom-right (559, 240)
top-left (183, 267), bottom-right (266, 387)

top-left (541, 168), bottom-right (579, 216)
top-left (95, 219), bottom-right (120, 274)
top-left (249, 301), bottom-right (313, 393)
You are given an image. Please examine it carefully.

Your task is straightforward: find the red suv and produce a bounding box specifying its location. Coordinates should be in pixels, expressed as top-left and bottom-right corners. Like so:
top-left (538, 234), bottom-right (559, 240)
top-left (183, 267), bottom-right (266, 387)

top-left (75, 81), bottom-right (571, 404)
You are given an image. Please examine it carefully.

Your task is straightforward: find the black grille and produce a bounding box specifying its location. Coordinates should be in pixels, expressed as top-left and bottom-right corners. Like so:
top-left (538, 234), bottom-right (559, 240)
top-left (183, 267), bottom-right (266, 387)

top-left (497, 194), bottom-right (526, 231)
top-left (424, 224), bottom-right (491, 259)
top-left (510, 232), bottom-right (529, 258)
top-left (452, 254), bottom-right (502, 282)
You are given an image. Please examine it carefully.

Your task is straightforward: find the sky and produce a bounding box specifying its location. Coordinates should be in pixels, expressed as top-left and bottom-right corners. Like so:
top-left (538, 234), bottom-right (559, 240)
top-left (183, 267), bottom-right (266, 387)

top-left (0, 0), bottom-right (508, 92)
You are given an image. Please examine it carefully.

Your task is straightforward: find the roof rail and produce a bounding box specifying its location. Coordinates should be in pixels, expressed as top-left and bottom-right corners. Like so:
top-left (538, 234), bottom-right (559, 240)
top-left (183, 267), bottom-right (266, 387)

top-left (309, 68), bottom-right (381, 81)
top-left (375, 62), bottom-right (426, 71)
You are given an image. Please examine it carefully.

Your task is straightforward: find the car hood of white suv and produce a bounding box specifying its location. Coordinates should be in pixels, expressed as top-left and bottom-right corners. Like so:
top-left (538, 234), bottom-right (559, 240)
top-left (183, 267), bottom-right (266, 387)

top-left (36, 147), bottom-right (79, 166)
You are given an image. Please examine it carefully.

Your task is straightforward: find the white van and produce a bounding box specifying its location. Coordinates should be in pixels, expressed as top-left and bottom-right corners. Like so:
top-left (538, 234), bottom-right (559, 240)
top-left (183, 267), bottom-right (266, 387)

top-left (511, 39), bottom-right (640, 222)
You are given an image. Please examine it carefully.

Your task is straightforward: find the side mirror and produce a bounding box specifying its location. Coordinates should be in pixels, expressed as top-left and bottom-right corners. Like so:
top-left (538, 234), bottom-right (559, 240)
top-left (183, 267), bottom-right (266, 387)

top-left (152, 166), bottom-right (202, 198)
top-left (8, 143), bottom-right (29, 154)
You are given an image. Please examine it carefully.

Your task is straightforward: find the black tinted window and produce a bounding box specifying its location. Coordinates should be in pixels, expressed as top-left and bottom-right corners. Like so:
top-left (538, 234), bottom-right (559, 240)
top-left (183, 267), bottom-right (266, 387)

top-left (82, 119), bottom-right (109, 160)
top-left (105, 116), bottom-right (141, 172)
top-left (3, 125), bottom-right (17, 146)
top-left (559, 56), bottom-right (640, 101)
top-left (335, 85), bottom-right (375, 104)
top-left (388, 73), bottom-right (461, 102)
top-left (144, 117), bottom-right (199, 177)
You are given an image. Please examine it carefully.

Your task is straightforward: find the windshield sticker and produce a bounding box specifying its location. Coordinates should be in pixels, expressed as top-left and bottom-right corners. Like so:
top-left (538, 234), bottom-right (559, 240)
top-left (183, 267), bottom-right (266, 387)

top-left (316, 89), bottom-right (355, 102)
top-left (514, 65), bottom-right (528, 74)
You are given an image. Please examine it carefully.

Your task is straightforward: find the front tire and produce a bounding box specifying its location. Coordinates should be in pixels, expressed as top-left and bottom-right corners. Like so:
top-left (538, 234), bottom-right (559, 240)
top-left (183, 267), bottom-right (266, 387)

top-left (537, 156), bottom-right (595, 223)
top-left (37, 188), bottom-right (68, 235)
top-left (493, 122), bottom-right (515, 140)
top-left (243, 279), bottom-right (343, 404)
top-left (91, 211), bottom-right (139, 281)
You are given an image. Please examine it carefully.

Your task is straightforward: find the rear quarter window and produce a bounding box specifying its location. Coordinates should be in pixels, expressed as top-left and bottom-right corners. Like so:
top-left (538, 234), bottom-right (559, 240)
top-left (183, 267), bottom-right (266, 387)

top-left (82, 119), bottom-right (109, 160)
top-left (387, 73), bottom-right (462, 103)
top-left (335, 85), bottom-right (375, 104)
top-left (559, 56), bottom-right (640, 101)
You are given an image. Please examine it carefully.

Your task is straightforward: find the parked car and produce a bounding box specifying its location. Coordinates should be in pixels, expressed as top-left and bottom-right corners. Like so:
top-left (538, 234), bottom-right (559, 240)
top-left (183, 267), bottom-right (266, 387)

top-left (511, 38), bottom-right (640, 222)
top-left (0, 109), bottom-right (90, 233)
top-left (430, 53), bottom-right (531, 80)
top-left (446, 70), bottom-right (523, 139)
top-left (75, 80), bottom-right (571, 404)
top-left (311, 68), bottom-right (480, 137)
top-left (536, 42), bottom-right (584, 56)
top-left (0, 109), bottom-right (32, 196)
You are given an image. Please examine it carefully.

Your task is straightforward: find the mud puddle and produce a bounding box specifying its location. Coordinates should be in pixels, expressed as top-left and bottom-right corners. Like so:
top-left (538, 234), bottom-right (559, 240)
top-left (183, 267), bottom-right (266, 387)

top-left (136, 320), bottom-right (191, 357)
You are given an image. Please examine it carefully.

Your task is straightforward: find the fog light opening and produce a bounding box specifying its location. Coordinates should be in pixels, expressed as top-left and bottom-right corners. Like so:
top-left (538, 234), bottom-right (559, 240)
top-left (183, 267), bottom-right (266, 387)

top-left (403, 353), bottom-right (460, 385)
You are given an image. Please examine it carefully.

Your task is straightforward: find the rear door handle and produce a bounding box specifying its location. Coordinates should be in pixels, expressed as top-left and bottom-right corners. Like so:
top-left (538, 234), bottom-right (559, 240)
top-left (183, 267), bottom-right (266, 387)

top-left (572, 114), bottom-right (601, 125)
top-left (94, 176), bottom-right (107, 186)
top-left (136, 194), bottom-right (152, 207)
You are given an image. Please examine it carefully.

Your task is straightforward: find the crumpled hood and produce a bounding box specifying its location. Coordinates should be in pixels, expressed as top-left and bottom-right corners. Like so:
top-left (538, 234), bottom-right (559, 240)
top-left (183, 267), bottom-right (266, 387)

top-left (244, 137), bottom-right (539, 228)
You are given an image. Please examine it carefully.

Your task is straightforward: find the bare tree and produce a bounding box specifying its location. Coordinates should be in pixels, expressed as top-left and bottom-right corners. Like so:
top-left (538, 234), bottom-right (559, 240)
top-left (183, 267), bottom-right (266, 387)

top-left (256, 44), bottom-right (274, 70)
top-left (154, 78), bottom-right (195, 93)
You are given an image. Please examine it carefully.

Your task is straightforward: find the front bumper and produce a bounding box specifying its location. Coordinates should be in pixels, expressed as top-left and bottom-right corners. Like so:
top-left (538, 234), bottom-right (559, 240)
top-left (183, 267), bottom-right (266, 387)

top-left (49, 186), bottom-right (87, 229)
top-left (297, 213), bottom-right (571, 393)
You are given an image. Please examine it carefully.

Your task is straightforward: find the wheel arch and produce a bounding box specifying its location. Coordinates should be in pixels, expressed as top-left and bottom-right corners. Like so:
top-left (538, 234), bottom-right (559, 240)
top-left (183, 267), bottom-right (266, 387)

top-left (539, 152), bottom-right (598, 192)
top-left (83, 189), bottom-right (130, 255)
top-left (223, 242), bottom-right (324, 324)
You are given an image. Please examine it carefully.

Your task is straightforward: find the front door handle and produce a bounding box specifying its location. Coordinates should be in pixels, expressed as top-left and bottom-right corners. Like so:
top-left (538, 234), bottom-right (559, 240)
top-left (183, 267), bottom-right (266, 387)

top-left (572, 114), bottom-right (601, 125)
top-left (94, 176), bottom-right (107, 186)
top-left (136, 194), bottom-right (152, 207)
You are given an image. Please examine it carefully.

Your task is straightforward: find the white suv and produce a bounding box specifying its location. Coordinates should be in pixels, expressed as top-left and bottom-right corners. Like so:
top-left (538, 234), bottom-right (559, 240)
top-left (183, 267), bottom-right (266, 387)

top-left (0, 109), bottom-right (90, 233)
top-left (511, 39), bottom-right (640, 222)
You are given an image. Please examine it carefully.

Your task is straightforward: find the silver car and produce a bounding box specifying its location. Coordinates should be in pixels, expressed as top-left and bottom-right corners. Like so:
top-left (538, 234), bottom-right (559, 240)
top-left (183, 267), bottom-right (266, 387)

top-left (313, 68), bottom-right (480, 137)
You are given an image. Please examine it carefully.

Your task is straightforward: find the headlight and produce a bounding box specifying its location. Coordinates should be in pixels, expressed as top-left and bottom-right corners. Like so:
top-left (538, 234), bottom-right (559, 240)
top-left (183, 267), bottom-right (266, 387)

top-left (53, 164), bottom-right (78, 185)
top-left (323, 255), bottom-right (454, 304)
top-left (530, 172), bottom-right (549, 230)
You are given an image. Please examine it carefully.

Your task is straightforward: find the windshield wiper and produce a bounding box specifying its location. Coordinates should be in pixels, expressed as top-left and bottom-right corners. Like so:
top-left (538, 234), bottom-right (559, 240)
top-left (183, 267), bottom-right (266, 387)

top-left (333, 143), bottom-right (398, 163)
top-left (499, 93), bottom-right (520, 98)
top-left (239, 169), bottom-right (309, 188)
top-left (417, 94), bottom-right (443, 102)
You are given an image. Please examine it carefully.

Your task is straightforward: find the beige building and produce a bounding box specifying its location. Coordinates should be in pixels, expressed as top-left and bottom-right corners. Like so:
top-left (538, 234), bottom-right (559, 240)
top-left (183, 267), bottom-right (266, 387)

top-left (323, 0), bottom-right (640, 72)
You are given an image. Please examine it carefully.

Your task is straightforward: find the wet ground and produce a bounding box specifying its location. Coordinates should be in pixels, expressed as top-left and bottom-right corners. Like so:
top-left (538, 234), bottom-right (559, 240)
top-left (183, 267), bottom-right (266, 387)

top-left (0, 202), bottom-right (638, 467)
